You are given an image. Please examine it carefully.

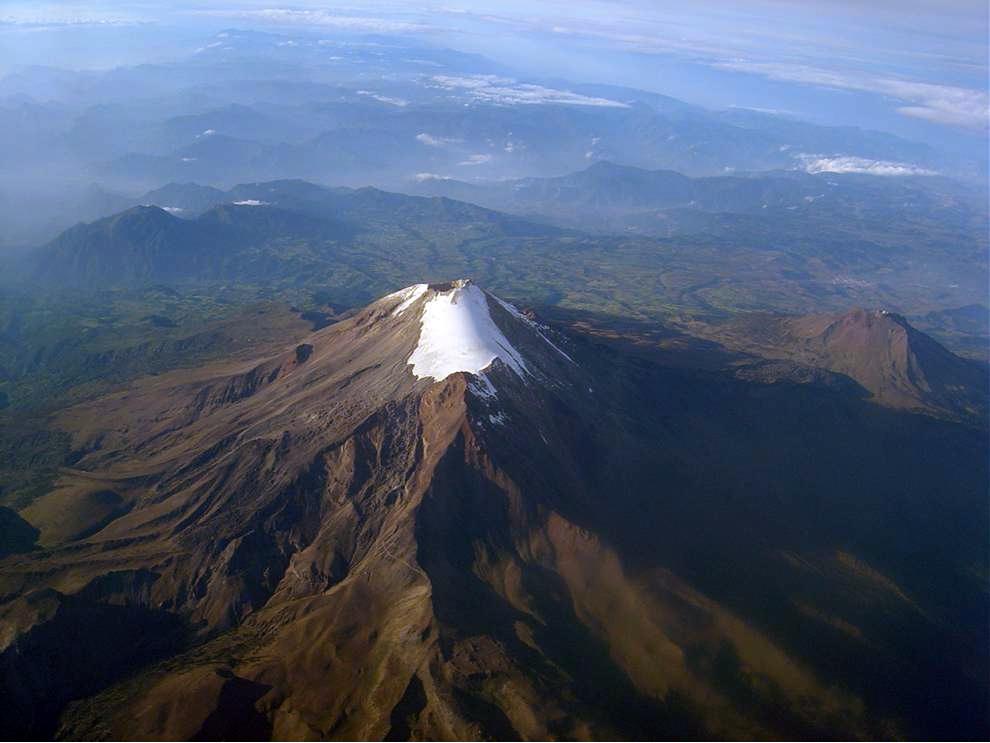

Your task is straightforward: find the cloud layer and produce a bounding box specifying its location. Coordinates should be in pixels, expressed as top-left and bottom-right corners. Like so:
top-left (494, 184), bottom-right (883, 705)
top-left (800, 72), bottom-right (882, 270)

top-left (416, 133), bottom-right (461, 147)
top-left (715, 60), bottom-right (988, 130)
top-left (798, 154), bottom-right (938, 176)
top-left (430, 74), bottom-right (628, 107)
top-left (192, 8), bottom-right (431, 34)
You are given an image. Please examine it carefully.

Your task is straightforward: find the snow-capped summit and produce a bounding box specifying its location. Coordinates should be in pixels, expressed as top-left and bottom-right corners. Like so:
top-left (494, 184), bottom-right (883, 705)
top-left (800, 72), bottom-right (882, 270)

top-left (377, 280), bottom-right (572, 391)
top-left (406, 280), bottom-right (529, 382)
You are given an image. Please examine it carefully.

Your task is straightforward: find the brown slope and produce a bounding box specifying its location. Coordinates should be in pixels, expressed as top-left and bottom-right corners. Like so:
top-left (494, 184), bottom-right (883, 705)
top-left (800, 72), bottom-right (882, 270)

top-left (707, 307), bottom-right (988, 422)
top-left (45, 369), bottom-right (868, 741)
top-left (1, 283), bottom-right (986, 740)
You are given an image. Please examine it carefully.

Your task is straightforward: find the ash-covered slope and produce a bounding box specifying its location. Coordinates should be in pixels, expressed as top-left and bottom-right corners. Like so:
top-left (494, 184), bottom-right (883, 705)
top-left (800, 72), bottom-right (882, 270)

top-left (0, 280), bottom-right (607, 738)
top-left (1, 283), bottom-right (987, 740)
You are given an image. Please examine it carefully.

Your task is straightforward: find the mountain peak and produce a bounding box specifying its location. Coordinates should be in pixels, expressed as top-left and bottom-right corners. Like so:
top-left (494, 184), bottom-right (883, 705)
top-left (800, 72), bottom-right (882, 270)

top-left (838, 306), bottom-right (908, 328)
top-left (375, 280), bottom-right (573, 392)
top-left (786, 307), bottom-right (988, 419)
top-left (406, 280), bottom-right (528, 384)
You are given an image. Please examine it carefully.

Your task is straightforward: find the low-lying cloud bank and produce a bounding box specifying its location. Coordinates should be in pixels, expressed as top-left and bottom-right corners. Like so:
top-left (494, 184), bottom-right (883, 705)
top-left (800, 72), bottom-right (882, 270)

top-left (714, 60), bottom-right (988, 131)
top-left (798, 154), bottom-right (938, 176)
top-left (430, 75), bottom-right (629, 108)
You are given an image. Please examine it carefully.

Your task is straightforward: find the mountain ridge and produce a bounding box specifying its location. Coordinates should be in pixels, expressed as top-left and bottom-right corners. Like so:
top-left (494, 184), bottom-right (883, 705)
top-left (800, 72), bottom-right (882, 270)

top-left (411, 159), bottom-right (985, 223)
top-left (704, 306), bottom-right (989, 422)
top-left (1, 282), bottom-right (986, 739)
top-left (28, 186), bottom-right (564, 287)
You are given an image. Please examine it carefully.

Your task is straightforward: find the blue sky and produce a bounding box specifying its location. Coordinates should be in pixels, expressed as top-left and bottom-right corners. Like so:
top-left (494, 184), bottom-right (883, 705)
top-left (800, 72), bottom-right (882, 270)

top-left (1, 1), bottom-right (986, 150)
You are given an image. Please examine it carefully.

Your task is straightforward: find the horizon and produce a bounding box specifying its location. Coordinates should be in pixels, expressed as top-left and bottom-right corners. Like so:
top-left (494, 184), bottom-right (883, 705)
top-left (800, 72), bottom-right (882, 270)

top-left (0, 0), bottom-right (987, 155)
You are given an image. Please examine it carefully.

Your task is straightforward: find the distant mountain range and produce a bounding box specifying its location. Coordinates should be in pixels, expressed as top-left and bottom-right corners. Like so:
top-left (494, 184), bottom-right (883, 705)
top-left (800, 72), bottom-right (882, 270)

top-left (16, 175), bottom-right (986, 364)
top-left (410, 160), bottom-right (988, 238)
top-left (37, 203), bottom-right (350, 285)
top-left (2, 26), bottom-right (980, 253)
top-left (29, 183), bottom-right (560, 288)
top-left (76, 82), bottom-right (952, 188)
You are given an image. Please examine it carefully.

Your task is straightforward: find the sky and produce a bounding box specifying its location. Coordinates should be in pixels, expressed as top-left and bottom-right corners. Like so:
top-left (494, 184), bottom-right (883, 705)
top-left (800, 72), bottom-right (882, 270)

top-left (0, 1), bottom-right (986, 150)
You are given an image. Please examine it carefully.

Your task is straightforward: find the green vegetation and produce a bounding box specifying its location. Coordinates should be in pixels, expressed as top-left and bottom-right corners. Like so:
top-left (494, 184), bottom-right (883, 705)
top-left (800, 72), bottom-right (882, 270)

top-left (1, 179), bottom-right (985, 514)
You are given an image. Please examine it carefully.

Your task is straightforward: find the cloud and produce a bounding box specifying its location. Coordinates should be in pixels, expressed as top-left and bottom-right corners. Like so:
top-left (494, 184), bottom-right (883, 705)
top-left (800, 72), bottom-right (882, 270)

top-left (431, 75), bottom-right (629, 108)
top-left (458, 154), bottom-right (492, 166)
top-left (414, 172), bottom-right (452, 181)
top-left (797, 153), bottom-right (938, 176)
top-left (416, 133), bottom-right (460, 147)
top-left (232, 199), bottom-right (269, 206)
top-left (714, 60), bottom-right (988, 130)
top-left (0, 8), bottom-right (143, 27)
top-left (191, 9), bottom-right (431, 34)
top-left (444, 4), bottom-right (985, 131)
top-left (195, 41), bottom-right (224, 54)
top-left (356, 90), bottom-right (408, 107)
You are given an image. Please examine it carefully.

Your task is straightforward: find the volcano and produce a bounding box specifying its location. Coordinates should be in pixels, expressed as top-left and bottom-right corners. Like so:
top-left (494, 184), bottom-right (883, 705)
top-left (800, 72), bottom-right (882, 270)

top-left (707, 307), bottom-right (988, 422)
top-left (1, 282), bottom-right (987, 740)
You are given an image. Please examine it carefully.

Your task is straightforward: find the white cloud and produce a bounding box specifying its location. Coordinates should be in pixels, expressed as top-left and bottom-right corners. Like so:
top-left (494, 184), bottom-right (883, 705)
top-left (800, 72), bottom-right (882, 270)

top-left (192, 9), bottom-right (430, 34)
top-left (714, 60), bottom-right (988, 130)
top-left (414, 173), bottom-right (452, 181)
top-left (797, 154), bottom-right (938, 176)
top-left (416, 132), bottom-right (460, 147)
top-left (458, 154), bottom-right (492, 166)
top-left (357, 90), bottom-right (408, 107)
top-left (430, 75), bottom-right (629, 108)
top-left (477, 7), bottom-right (985, 131)
top-left (161, 206), bottom-right (185, 214)
top-left (232, 199), bottom-right (270, 206)
top-left (0, 9), bottom-right (141, 27)
top-left (195, 41), bottom-right (224, 54)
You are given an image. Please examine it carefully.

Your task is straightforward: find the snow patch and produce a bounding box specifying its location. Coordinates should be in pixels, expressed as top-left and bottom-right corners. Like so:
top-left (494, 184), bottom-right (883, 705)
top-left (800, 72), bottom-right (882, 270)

top-left (408, 282), bottom-right (528, 383)
top-left (468, 375), bottom-right (498, 399)
top-left (387, 283), bottom-right (428, 316)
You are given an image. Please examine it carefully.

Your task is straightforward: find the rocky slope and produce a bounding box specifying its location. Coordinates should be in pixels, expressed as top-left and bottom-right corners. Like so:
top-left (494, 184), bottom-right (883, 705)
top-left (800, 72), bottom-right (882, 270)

top-left (706, 307), bottom-right (988, 422)
top-left (0, 282), bottom-right (986, 740)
